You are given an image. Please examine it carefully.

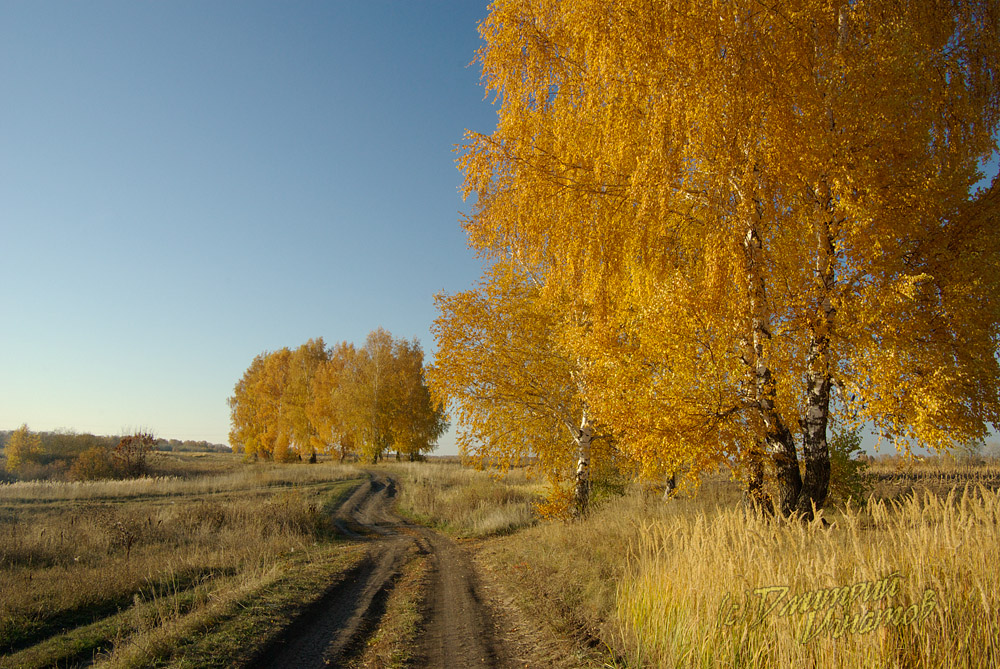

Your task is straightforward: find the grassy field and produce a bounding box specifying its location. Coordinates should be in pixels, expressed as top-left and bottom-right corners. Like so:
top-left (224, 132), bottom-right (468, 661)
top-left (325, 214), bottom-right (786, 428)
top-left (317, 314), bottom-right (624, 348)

top-left (384, 461), bottom-right (540, 537)
top-left (0, 453), bottom-right (368, 668)
top-left (398, 460), bottom-right (1000, 669)
top-left (3, 452), bottom-right (998, 668)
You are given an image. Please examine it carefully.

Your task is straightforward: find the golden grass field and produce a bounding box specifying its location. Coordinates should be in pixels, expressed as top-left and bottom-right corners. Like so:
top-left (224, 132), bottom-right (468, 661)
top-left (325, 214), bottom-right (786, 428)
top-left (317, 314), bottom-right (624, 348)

top-left (1, 450), bottom-right (997, 668)
top-left (393, 458), bottom-right (1000, 669)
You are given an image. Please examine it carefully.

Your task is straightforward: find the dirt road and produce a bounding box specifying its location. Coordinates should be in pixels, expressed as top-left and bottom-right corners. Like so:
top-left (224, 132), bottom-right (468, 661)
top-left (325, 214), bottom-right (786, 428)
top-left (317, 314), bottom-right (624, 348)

top-left (250, 474), bottom-right (506, 668)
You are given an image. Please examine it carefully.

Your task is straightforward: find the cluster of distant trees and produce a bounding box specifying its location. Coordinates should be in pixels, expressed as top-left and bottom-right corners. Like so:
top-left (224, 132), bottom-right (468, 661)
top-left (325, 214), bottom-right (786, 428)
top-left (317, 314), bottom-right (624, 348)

top-left (157, 439), bottom-right (230, 453)
top-left (228, 329), bottom-right (448, 464)
top-left (0, 426), bottom-right (228, 482)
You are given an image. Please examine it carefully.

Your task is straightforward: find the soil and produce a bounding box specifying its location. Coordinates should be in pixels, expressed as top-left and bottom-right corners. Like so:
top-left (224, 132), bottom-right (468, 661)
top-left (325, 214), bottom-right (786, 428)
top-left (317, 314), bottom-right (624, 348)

top-left (249, 474), bottom-right (558, 669)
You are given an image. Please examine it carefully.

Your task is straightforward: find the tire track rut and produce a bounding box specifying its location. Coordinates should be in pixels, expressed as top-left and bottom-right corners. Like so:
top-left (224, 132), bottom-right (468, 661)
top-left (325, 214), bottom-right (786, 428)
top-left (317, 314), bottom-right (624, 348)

top-left (250, 474), bottom-right (505, 668)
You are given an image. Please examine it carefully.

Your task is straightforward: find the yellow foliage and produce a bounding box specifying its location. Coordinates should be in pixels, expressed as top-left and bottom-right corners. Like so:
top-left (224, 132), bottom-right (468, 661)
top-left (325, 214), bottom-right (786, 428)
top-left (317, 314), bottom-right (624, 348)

top-left (535, 481), bottom-right (576, 522)
top-left (429, 262), bottom-right (600, 483)
top-left (5, 424), bottom-right (42, 473)
top-left (229, 331), bottom-right (446, 464)
top-left (458, 0), bottom-right (1000, 503)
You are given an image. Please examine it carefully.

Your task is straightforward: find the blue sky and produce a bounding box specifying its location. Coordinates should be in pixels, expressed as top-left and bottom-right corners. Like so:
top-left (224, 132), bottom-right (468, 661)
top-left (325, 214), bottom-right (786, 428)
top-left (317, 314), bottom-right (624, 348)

top-left (1, 2), bottom-right (495, 449)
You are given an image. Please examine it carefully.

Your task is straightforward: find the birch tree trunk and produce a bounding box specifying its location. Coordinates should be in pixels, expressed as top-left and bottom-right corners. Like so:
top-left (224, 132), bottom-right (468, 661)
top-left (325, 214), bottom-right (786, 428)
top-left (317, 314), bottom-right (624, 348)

top-left (796, 11), bottom-right (845, 518)
top-left (797, 185), bottom-right (836, 518)
top-left (573, 412), bottom-right (593, 516)
top-left (745, 222), bottom-right (802, 516)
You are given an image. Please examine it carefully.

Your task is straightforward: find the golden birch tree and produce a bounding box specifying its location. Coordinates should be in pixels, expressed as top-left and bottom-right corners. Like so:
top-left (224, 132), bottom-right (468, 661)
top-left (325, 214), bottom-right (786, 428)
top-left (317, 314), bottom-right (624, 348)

top-left (388, 338), bottom-right (448, 461)
top-left (342, 328), bottom-right (398, 463)
top-left (230, 332), bottom-right (444, 463)
top-left (462, 0), bottom-right (1000, 515)
top-left (228, 348), bottom-right (294, 460)
top-left (228, 353), bottom-right (269, 459)
top-left (306, 341), bottom-right (359, 461)
top-left (284, 338), bottom-right (331, 460)
top-left (343, 329), bottom-right (447, 463)
top-left (429, 262), bottom-right (607, 513)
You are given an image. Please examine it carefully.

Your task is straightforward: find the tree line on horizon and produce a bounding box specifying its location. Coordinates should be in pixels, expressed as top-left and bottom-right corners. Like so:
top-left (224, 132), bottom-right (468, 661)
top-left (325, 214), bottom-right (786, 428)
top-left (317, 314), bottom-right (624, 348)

top-left (227, 329), bottom-right (447, 464)
top-left (0, 426), bottom-right (177, 482)
top-left (0, 429), bottom-right (228, 455)
top-left (428, 0), bottom-right (1000, 518)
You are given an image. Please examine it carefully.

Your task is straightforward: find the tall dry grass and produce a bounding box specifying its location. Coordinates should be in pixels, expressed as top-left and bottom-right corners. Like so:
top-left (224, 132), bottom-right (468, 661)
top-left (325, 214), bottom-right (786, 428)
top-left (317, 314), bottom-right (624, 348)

top-left (479, 473), bottom-right (998, 668)
top-left (615, 485), bottom-right (1000, 667)
top-left (384, 462), bottom-right (541, 537)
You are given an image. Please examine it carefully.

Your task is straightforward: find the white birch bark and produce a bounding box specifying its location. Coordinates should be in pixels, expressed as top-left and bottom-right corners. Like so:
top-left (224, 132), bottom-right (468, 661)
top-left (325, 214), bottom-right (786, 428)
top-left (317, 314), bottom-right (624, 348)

top-left (573, 410), bottom-right (593, 516)
top-left (744, 216), bottom-right (801, 515)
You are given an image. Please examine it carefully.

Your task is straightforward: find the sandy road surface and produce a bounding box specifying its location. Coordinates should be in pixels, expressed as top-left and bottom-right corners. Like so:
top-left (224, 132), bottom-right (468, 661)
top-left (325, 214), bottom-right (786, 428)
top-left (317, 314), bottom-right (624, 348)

top-left (250, 474), bottom-right (506, 668)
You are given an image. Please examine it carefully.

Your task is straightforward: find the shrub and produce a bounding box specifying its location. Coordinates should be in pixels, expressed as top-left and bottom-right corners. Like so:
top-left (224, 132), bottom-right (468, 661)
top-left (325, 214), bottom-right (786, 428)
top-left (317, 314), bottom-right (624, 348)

top-left (4, 425), bottom-right (42, 473)
top-left (112, 432), bottom-right (155, 478)
top-left (69, 447), bottom-right (116, 481)
top-left (827, 427), bottom-right (868, 507)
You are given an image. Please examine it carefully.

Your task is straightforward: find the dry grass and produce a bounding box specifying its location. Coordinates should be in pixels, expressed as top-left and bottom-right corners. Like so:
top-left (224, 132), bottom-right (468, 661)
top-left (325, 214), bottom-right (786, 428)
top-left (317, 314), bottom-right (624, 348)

top-left (614, 485), bottom-right (1000, 667)
top-left (0, 459), bottom-right (363, 503)
top-left (475, 469), bottom-right (999, 668)
top-left (383, 461), bottom-right (541, 538)
top-left (95, 543), bottom-right (367, 669)
top-left (862, 456), bottom-right (1000, 502)
top-left (0, 461), bottom-right (366, 667)
top-left (9, 455), bottom-right (997, 667)
top-left (863, 455), bottom-right (1000, 479)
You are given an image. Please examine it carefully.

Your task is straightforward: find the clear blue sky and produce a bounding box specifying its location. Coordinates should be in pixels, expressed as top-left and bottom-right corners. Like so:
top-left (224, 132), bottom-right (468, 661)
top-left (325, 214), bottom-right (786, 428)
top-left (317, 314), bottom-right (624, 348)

top-left (1, 1), bottom-right (495, 450)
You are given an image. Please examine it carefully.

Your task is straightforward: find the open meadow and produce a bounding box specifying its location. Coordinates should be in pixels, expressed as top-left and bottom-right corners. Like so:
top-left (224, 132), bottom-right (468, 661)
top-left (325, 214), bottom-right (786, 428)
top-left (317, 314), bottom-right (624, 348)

top-left (1, 453), bottom-right (998, 668)
top-left (0, 452), bottom-right (369, 668)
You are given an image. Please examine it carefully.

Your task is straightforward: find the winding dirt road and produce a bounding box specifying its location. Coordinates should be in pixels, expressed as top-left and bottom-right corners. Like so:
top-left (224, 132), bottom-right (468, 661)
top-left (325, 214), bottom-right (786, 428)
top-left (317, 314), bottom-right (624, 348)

top-left (250, 474), bottom-right (508, 668)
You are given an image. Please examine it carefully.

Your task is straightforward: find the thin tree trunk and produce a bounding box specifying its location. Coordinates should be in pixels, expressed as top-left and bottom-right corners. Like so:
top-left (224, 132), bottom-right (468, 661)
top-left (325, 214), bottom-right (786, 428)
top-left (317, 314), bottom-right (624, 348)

top-left (573, 413), bottom-right (593, 517)
top-left (797, 181), bottom-right (837, 517)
